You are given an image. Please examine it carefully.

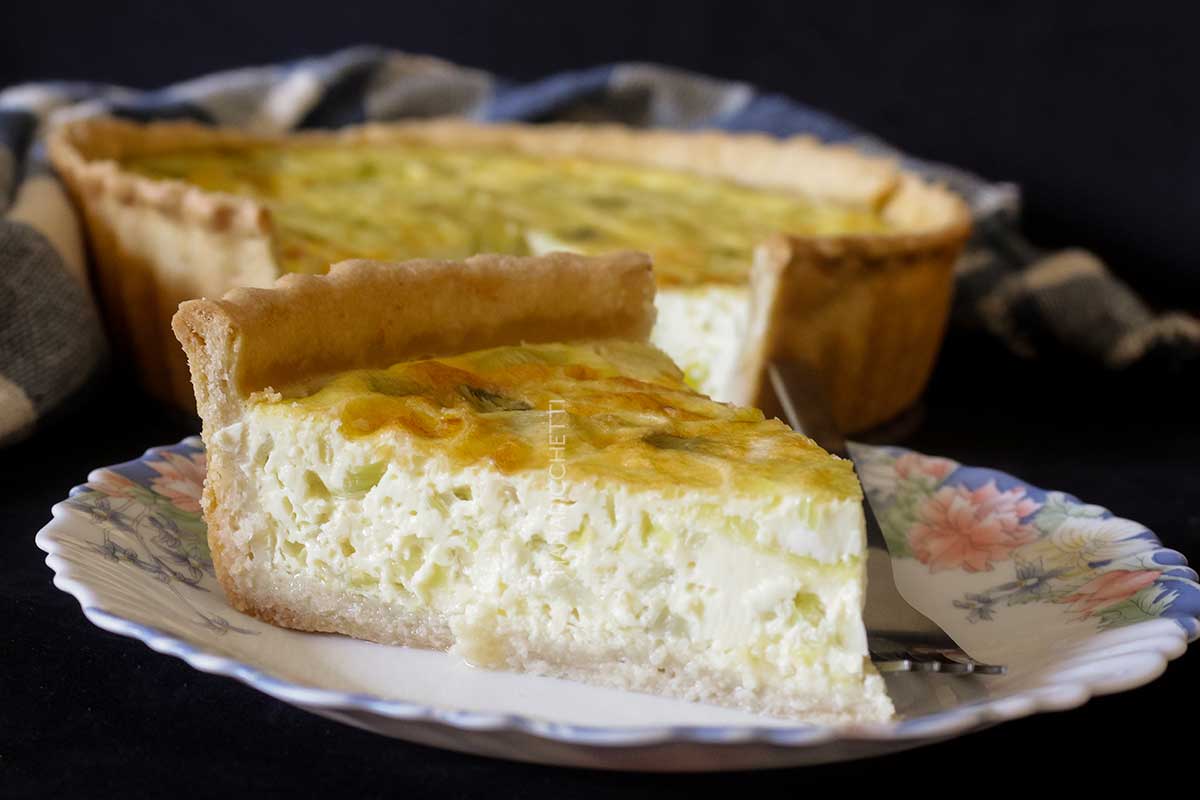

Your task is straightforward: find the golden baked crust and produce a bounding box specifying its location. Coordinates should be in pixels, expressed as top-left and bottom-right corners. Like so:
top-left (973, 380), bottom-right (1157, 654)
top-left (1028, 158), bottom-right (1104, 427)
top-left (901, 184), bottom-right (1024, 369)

top-left (51, 116), bottom-right (904, 221)
top-left (172, 251), bottom-right (655, 434)
top-left (55, 116), bottom-right (970, 429)
top-left (735, 209), bottom-right (968, 432)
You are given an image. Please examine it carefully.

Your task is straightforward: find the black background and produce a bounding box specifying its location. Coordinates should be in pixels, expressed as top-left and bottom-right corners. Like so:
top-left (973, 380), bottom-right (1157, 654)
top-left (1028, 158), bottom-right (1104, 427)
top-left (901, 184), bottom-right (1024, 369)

top-left (5, 0), bottom-right (1199, 305)
top-left (3, 1), bottom-right (1198, 795)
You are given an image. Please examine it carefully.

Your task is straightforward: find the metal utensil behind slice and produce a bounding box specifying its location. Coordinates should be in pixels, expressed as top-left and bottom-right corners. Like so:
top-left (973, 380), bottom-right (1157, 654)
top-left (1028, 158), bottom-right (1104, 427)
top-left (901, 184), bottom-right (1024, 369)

top-left (767, 362), bottom-right (1005, 676)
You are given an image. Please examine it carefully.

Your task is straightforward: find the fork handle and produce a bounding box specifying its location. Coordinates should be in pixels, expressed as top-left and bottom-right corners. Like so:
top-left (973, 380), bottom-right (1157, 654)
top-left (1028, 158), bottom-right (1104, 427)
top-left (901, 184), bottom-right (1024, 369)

top-left (766, 362), bottom-right (849, 458)
top-left (769, 361), bottom-right (1007, 676)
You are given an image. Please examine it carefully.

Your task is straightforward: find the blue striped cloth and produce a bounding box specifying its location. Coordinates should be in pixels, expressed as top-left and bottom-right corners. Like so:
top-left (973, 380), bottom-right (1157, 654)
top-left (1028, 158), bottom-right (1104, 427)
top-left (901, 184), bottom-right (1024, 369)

top-left (1, 46), bottom-right (1196, 443)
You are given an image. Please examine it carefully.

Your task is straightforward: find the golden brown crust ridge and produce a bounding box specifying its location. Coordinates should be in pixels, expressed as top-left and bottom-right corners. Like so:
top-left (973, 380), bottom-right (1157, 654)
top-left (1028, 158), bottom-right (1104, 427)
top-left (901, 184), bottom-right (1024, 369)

top-left (54, 115), bottom-right (971, 421)
top-left (50, 116), bottom-right (969, 245)
top-left (49, 118), bottom-right (282, 409)
top-left (50, 115), bottom-right (905, 216)
top-left (48, 116), bottom-right (273, 238)
top-left (171, 251), bottom-right (656, 434)
top-left (733, 222), bottom-right (969, 432)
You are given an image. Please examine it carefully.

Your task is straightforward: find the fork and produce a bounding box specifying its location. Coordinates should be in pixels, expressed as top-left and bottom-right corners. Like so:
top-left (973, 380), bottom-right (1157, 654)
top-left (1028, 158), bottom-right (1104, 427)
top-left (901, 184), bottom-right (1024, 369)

top-left (767, 362), bottom-right (1005, 676)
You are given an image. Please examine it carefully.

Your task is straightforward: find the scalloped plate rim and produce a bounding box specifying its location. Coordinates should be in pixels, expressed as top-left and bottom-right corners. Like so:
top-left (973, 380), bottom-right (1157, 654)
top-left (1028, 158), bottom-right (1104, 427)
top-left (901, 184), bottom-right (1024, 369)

top-left (34, 435), bottom-right (1200, 758)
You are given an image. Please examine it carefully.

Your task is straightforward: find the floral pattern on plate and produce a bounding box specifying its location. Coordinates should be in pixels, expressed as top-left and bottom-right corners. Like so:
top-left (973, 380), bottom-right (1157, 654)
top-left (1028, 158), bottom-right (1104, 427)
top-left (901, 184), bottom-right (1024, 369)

top-left (35, 436), bottom-right (1200, 769)
top-left (65, 440), bottom-right (254, 636)
top-left (850, 444), bottom-right (1199, 636)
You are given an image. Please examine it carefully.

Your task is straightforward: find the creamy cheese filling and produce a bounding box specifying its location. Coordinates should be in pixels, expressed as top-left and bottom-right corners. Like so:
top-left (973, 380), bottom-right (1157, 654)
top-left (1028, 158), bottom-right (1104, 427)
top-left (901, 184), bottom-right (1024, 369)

top-left (220, 410), bottom-right (872, 689)
top-left (651, 285), bottom-right (750, 400)
top-left (208, 339), bottom-right (885, 713)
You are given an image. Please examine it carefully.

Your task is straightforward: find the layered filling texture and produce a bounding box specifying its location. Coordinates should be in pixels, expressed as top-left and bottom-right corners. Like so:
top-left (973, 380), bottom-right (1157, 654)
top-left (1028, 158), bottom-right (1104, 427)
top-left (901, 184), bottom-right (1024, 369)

top-left (212, 342), bottom-right (887, 715)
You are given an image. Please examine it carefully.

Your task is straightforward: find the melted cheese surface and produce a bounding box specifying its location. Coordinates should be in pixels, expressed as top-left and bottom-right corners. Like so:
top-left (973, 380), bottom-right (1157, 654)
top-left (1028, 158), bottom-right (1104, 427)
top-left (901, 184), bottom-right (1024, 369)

top-left (252, 340), bottom-right (859, 501)
top-left (124, 141), bottom-right (889, 286)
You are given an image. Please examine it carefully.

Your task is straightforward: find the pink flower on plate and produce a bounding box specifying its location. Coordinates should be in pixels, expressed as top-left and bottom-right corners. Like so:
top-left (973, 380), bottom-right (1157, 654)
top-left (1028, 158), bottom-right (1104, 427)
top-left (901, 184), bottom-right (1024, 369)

top-left (147, 451), bottom-right (206, 513)
top-left (894, 452), bottom-right (956, 483)
top-left (90, 469), bottom-right (137, 498)
top-left (1059, 569), bottom-right (1160, 618)
top-left (909, 481), bottom-right (1040, 572)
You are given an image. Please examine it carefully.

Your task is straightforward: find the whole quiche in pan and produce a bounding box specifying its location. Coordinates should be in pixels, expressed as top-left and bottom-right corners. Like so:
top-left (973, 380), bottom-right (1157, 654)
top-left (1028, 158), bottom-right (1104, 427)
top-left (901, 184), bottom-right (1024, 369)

top-left (50, 117), bottom-right (969, 431)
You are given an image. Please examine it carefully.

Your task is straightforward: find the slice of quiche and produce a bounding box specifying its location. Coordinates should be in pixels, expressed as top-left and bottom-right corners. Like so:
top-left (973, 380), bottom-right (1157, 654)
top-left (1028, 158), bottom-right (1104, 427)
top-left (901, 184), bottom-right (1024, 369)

top-left (171, 251), bottom-right (892, 723)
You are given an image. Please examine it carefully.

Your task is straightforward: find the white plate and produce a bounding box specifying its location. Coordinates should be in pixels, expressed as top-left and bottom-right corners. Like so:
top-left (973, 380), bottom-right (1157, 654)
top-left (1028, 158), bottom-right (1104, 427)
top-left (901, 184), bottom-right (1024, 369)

top-left (36, 436), bottom-right (1199, 770)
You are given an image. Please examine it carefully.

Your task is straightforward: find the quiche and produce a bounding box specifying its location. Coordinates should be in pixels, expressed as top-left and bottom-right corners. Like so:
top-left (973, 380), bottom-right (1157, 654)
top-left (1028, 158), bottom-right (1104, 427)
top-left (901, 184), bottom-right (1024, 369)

top-left (52, 117), bottom-right (970, 432)
top-left (171, 251), bottom-right (892, 723)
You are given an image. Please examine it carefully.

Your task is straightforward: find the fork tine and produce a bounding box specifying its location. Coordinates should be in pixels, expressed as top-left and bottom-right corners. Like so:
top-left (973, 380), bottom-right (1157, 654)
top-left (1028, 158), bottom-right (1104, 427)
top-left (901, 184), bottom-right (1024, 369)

top-left (869, 644), bottom-right (1006, 674)
top-left (908, 646), bottom-right (1005, 674)
top-left (870, 655), bottom-right (974, 674)
top-left (966, 662), bottom-right (1007, 676)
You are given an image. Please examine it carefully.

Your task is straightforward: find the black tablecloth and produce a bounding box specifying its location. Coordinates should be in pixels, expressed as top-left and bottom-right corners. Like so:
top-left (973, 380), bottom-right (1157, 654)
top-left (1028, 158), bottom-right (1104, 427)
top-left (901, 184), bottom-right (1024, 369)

top-left (3, 332), bottom-right (1196, 796)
